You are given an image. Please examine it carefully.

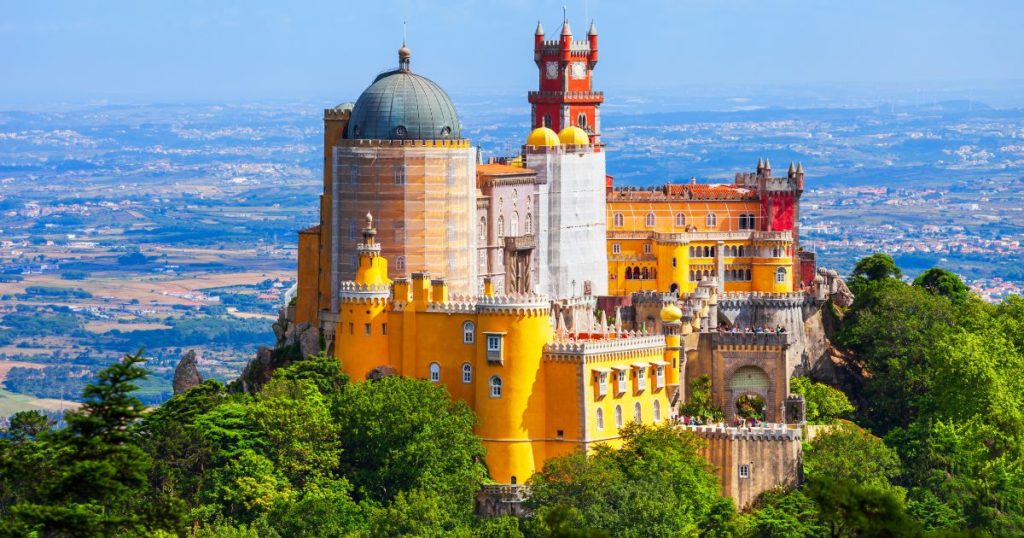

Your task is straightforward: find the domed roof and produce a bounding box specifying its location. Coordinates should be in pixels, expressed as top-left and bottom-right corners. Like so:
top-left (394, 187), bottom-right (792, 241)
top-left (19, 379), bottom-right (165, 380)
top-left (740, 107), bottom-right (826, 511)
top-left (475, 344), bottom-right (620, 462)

top-left (347, 46), bottom-right (462, 141)
top-left (660, 303), bottom-right (683, 323)
top-left (526, 126), bottom-right (560, 147)
top-left (558, 126), bottom-right (590, 145)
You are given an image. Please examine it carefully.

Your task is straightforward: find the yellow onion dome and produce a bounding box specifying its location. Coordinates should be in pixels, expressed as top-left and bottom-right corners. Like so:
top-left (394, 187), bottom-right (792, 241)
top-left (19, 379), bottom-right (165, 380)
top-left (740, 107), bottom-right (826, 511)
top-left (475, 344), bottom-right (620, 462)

top-left (558, 125), bottom-right (590, 145)
top-left (660, 302), bottom-right (684, 323)
top-left (526, 126), bottom-right (560, 147)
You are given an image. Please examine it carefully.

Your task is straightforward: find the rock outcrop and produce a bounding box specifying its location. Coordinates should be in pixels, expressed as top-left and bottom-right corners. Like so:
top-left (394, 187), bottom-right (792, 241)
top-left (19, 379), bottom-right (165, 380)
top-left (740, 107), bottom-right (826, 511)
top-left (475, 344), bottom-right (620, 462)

top-left (236, 308), bottom-right (323, 393)
top-left (172, 350), bottom-right (203, 395)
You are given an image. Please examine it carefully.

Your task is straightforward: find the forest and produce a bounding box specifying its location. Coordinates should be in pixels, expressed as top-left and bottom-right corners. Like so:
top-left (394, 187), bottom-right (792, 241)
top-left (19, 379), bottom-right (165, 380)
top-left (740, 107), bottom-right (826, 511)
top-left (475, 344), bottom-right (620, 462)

top-left (1, 254), bottom-right (1023, 537)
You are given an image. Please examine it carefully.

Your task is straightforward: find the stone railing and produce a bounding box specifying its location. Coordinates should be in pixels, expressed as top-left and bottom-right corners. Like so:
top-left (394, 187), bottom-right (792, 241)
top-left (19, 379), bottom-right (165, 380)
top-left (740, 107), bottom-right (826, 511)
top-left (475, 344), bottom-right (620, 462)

top-left (545, 334), bottom-right (665, 357)
top-left (708, 332), bottom-right (789, 347)
top-left (338, 282), bottom-right (390, 301)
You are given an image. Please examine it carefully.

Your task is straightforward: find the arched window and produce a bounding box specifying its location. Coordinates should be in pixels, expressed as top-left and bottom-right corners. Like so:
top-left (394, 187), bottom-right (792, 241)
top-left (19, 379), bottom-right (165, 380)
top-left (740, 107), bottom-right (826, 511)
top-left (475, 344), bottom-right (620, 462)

top-left (646, 212), bottom-right (656, 228)
top-left (706, 213), bottom-right (717, 228)
top-left (577, 112), bottom-right (587, 130)
top-left (653, 400), bottom-right (661, 422)
top-left (512, 189), bottom-right (518, 205)
top-left (596, 407), bottom-right (604, 430)
top-left (641, 267), bottom-right (649, 280)
top-left (689, 270), bottom-right (695, 282)
top-left (429, 363), bottom-right (440, 383)
top-left (745, 269), bottom-right (752, 281)
top-left (463, 321), bottom-right (475, 344)
top-left (478, 217), bottom-right (486, 242)
top-left (624, 268), bottom-right (632, 280)
top-left (497, 216), bottom-right (504, 239)
top-left (543, 114), bottom-right (551, 128)
top-left (634, 401), bottom-right (642, 423)
top-left (675, 213), bottom-right (686, 227)
top-left (615, 405), bottom-right (623, 428)
top-left (489, 376), bottom-right (502, 398)
top-left (651, 268), bottom-right (657, 279)
top-left (462, 363), bottom-right (472, 384)
top-left (396, 256), bottom-right (406, 273)
top-left (776, 267), bottom-right (788, 283)
top-left (614, 213), bottom-right (624, 227)
top-left (525, 213), bottom-right (533, 235)
top-left (511, 212), bottom-right (519, 236)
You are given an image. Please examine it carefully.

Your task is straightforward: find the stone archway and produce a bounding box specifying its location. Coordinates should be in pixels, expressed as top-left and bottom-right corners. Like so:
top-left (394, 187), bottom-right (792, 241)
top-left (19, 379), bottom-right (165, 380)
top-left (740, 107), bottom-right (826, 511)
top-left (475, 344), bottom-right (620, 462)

top-left (727, 365), bottom-right (773, 422)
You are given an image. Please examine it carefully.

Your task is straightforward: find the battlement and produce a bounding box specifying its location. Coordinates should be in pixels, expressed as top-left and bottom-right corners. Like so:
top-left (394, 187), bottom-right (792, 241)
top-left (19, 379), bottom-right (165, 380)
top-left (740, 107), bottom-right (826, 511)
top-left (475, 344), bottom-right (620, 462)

top-left (680, 423), bottom-right (802, 442)
top-left (338, 281), bottom-right (390, 302)
top-left (717, 291), bottom-right (809, 308)
top-left (527, 90), bottom-right (604, 103)
top-left (336, 138), bottom-right (471, 148)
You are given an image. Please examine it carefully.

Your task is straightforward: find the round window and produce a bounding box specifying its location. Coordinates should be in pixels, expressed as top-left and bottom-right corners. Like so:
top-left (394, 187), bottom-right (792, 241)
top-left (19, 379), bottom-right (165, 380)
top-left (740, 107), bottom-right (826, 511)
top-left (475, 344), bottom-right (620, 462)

top-left (394, 125), bottom-right (408, 138)
top-left (440, 126), bottom-right (452, 137)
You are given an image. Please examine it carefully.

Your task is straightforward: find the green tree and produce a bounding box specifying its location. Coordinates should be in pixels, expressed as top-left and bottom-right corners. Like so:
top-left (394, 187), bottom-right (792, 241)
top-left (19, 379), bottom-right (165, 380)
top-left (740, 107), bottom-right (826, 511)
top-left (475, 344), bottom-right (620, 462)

top-left (7, 410), bottom-right (53, 441)
top-left (8, 351), bottom-right (184, 536)
top-left (527, 423), bottom-right (728, 537)
top-left (806, 477), bottom-right (921, 538)
top-left (743, 487), bottom-right (826, 538)
top-left (679, 375), bottom-right (725, 422)
top-left (790, 377), bottom-right (854, 424)
top-left (334, 376), bottom-right (485, 523)
top-left (913, 268), bottom-right (969, 303)
top-left (804, 425), bottom-right (903, 496)
top-left (850, 253), bottom-right (902, 284)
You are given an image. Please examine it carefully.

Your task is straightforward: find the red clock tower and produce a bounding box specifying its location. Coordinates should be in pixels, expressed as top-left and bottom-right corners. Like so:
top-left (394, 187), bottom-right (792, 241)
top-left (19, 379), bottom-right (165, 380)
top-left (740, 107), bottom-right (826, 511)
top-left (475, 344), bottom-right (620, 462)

top-left (530, 17), bottom-right (604, 148)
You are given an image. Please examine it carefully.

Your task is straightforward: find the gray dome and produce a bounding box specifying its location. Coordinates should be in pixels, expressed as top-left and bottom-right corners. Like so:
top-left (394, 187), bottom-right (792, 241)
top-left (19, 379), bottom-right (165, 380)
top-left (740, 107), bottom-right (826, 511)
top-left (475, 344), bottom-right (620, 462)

top-left (348, 63), bottom-right (462, 141)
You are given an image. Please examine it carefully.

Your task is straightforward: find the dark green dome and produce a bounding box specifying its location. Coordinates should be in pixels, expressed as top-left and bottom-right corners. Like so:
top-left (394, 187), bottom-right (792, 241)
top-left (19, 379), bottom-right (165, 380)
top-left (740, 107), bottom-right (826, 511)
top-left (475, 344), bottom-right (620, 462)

top-left (348, 50), bottom-right (462, 141)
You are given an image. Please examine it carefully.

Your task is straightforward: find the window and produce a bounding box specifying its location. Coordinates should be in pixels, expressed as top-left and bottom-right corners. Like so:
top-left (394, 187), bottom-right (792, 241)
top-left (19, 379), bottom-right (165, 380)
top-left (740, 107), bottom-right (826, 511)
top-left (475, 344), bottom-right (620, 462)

top-left (655, 365), bottom-right (665, 388)
top-left (614, 213), bottom-right (624, 227)
top-left (739, 213), bottom-right (756, 230)
top-left (616, 369), bottom-right (627, 393)
top-left (543, 114), bottom-right (551, 128)
top-left (479, 217), bottom-right (486, 242)
top-left (672, 257), bottom-right (677, 268)
top-left (706, 213), bottom-right (717, 228)
top-left (487, 335), bottom-right (501, 351)
top-left (348, 322), bottom-right (353, 335)
top-left (675, 213), bottom-right (686, 227)
top-left (511, 212), bottom-right (519, 236)
top-left (577, 112), bottom-right (587, 130)
top-left (636, 367), bottom-right (646, 391)
top-left (646, 212), bottom-right (656, 228)
top-left (615, 405), bottom-right (623, 428)
top-left (394, 164), bottom-right (407, 186)
top-left (364, 323), bottom-right (371, 336)
top-left (393, 221), bottom-right (405, 242)
top-left (463, 321), bottom-right (475, 344)
top-left (525, 213), bottom-right (533, 235)
top-left (653, 400), bottom-right (662, 422)
top-left (382, 323), bottom-right (388, 335)
top-left (612, 243), bottom-right (621, 255)
top-left (776, 267), bottom-right (787, 283)
top-left (643, 243), bottom-right (652, 254)
top-left (596, 407), bottom-right (604, 430)
top-left (462, 363), bottom-right (472, 384)
top-left (429, 363), bottom-right (440, 383)
top-left (396, 256), bottom-right (406, 273)
top-left (633, 402), bottom-right (642, 423)
top-left (489, 376), bottom-right (502, 398)
top-left (597, 371), bottom-right (608, 396)
top-left (497, 216), bottom-right (504, 240)
top-left (739, 464), bottom-right (751, 479)
top-left (512, 189), bottom-right (518, 205)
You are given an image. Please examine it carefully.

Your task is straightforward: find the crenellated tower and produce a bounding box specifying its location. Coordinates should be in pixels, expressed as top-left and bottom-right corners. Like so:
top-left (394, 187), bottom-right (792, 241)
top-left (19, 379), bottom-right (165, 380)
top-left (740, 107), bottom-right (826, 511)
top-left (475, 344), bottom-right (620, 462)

top-left (530, 17), bottom-right (603, 147)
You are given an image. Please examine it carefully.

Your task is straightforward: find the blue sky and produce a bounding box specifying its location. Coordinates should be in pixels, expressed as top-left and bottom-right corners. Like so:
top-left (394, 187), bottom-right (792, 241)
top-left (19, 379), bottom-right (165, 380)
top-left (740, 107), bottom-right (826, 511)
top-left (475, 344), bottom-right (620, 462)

top-left (2, 0), bottom-right (1022, 105)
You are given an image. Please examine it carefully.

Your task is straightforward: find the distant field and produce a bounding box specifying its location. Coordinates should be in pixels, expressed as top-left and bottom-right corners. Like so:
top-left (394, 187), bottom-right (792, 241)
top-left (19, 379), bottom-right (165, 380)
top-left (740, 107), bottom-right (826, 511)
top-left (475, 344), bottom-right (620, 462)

top-left (0, 388), bottom-right (79, 416)
top-left (84, 320), bottom-right (172, 333)
top-left (226, 307), bottom-right (277, 320)
top-left (0, 360), bottom-right (45, 382)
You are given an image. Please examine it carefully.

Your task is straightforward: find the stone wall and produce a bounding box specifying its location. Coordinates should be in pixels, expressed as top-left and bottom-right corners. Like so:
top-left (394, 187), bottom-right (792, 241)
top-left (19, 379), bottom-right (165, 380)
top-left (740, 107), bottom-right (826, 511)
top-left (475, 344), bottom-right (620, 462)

top-left (686, 424), bottom-right (803, 510)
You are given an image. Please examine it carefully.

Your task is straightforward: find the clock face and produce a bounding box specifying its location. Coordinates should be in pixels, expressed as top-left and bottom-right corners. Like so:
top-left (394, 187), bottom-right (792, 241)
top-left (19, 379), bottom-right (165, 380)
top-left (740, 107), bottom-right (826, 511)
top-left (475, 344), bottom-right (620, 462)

top-left (571, 62), bottom-right (587, 80)
top-left (545, 61), bottom-right (558, 80)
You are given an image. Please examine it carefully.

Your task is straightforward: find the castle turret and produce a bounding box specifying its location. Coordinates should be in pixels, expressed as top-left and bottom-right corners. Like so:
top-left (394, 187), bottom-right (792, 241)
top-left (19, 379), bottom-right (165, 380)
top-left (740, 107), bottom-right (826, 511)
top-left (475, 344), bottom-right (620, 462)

top-left (587, 20), bottom-right (598, 66)
top-left (336, 212), bottom-right (392, 380)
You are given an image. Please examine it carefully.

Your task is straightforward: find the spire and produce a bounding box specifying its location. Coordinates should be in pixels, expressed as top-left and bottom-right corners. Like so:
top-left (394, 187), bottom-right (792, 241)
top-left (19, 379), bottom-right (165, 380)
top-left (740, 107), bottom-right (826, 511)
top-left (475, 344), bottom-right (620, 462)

top-left (561, 6), bottom-right (572, 35)
top-left (535, 19), bottom-right (544, 35)
top-left (757, 157), bottom-right (763, 171)
top-left (588, 19), bottom-right (597, 35)
top-left (764, 157), bottom-right (771, 170)
top-left (796, 162), bottom-right (804, 174)
top-left (361, 212), bottom-right (377, 245)
top-left (788, 161), bottom-right (796, 174)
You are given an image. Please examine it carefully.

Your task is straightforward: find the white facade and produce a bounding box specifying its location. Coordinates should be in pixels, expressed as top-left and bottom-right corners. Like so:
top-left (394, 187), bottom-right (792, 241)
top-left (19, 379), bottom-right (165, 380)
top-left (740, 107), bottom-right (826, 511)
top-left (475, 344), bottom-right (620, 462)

top-left (526, 144), bottom-right (608, 298)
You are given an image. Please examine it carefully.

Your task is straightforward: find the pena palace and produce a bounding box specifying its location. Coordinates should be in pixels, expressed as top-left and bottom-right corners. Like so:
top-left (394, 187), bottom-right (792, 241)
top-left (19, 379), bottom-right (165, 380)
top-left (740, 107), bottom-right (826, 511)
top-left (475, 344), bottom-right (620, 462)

top-left (288, 14), bottom-right (850, 512)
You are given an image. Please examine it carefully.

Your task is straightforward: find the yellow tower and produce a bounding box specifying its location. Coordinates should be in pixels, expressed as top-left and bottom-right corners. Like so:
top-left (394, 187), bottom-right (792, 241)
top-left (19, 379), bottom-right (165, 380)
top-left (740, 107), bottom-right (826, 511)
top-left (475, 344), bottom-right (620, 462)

top-left (335, 213), bottom-right (393, 381)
